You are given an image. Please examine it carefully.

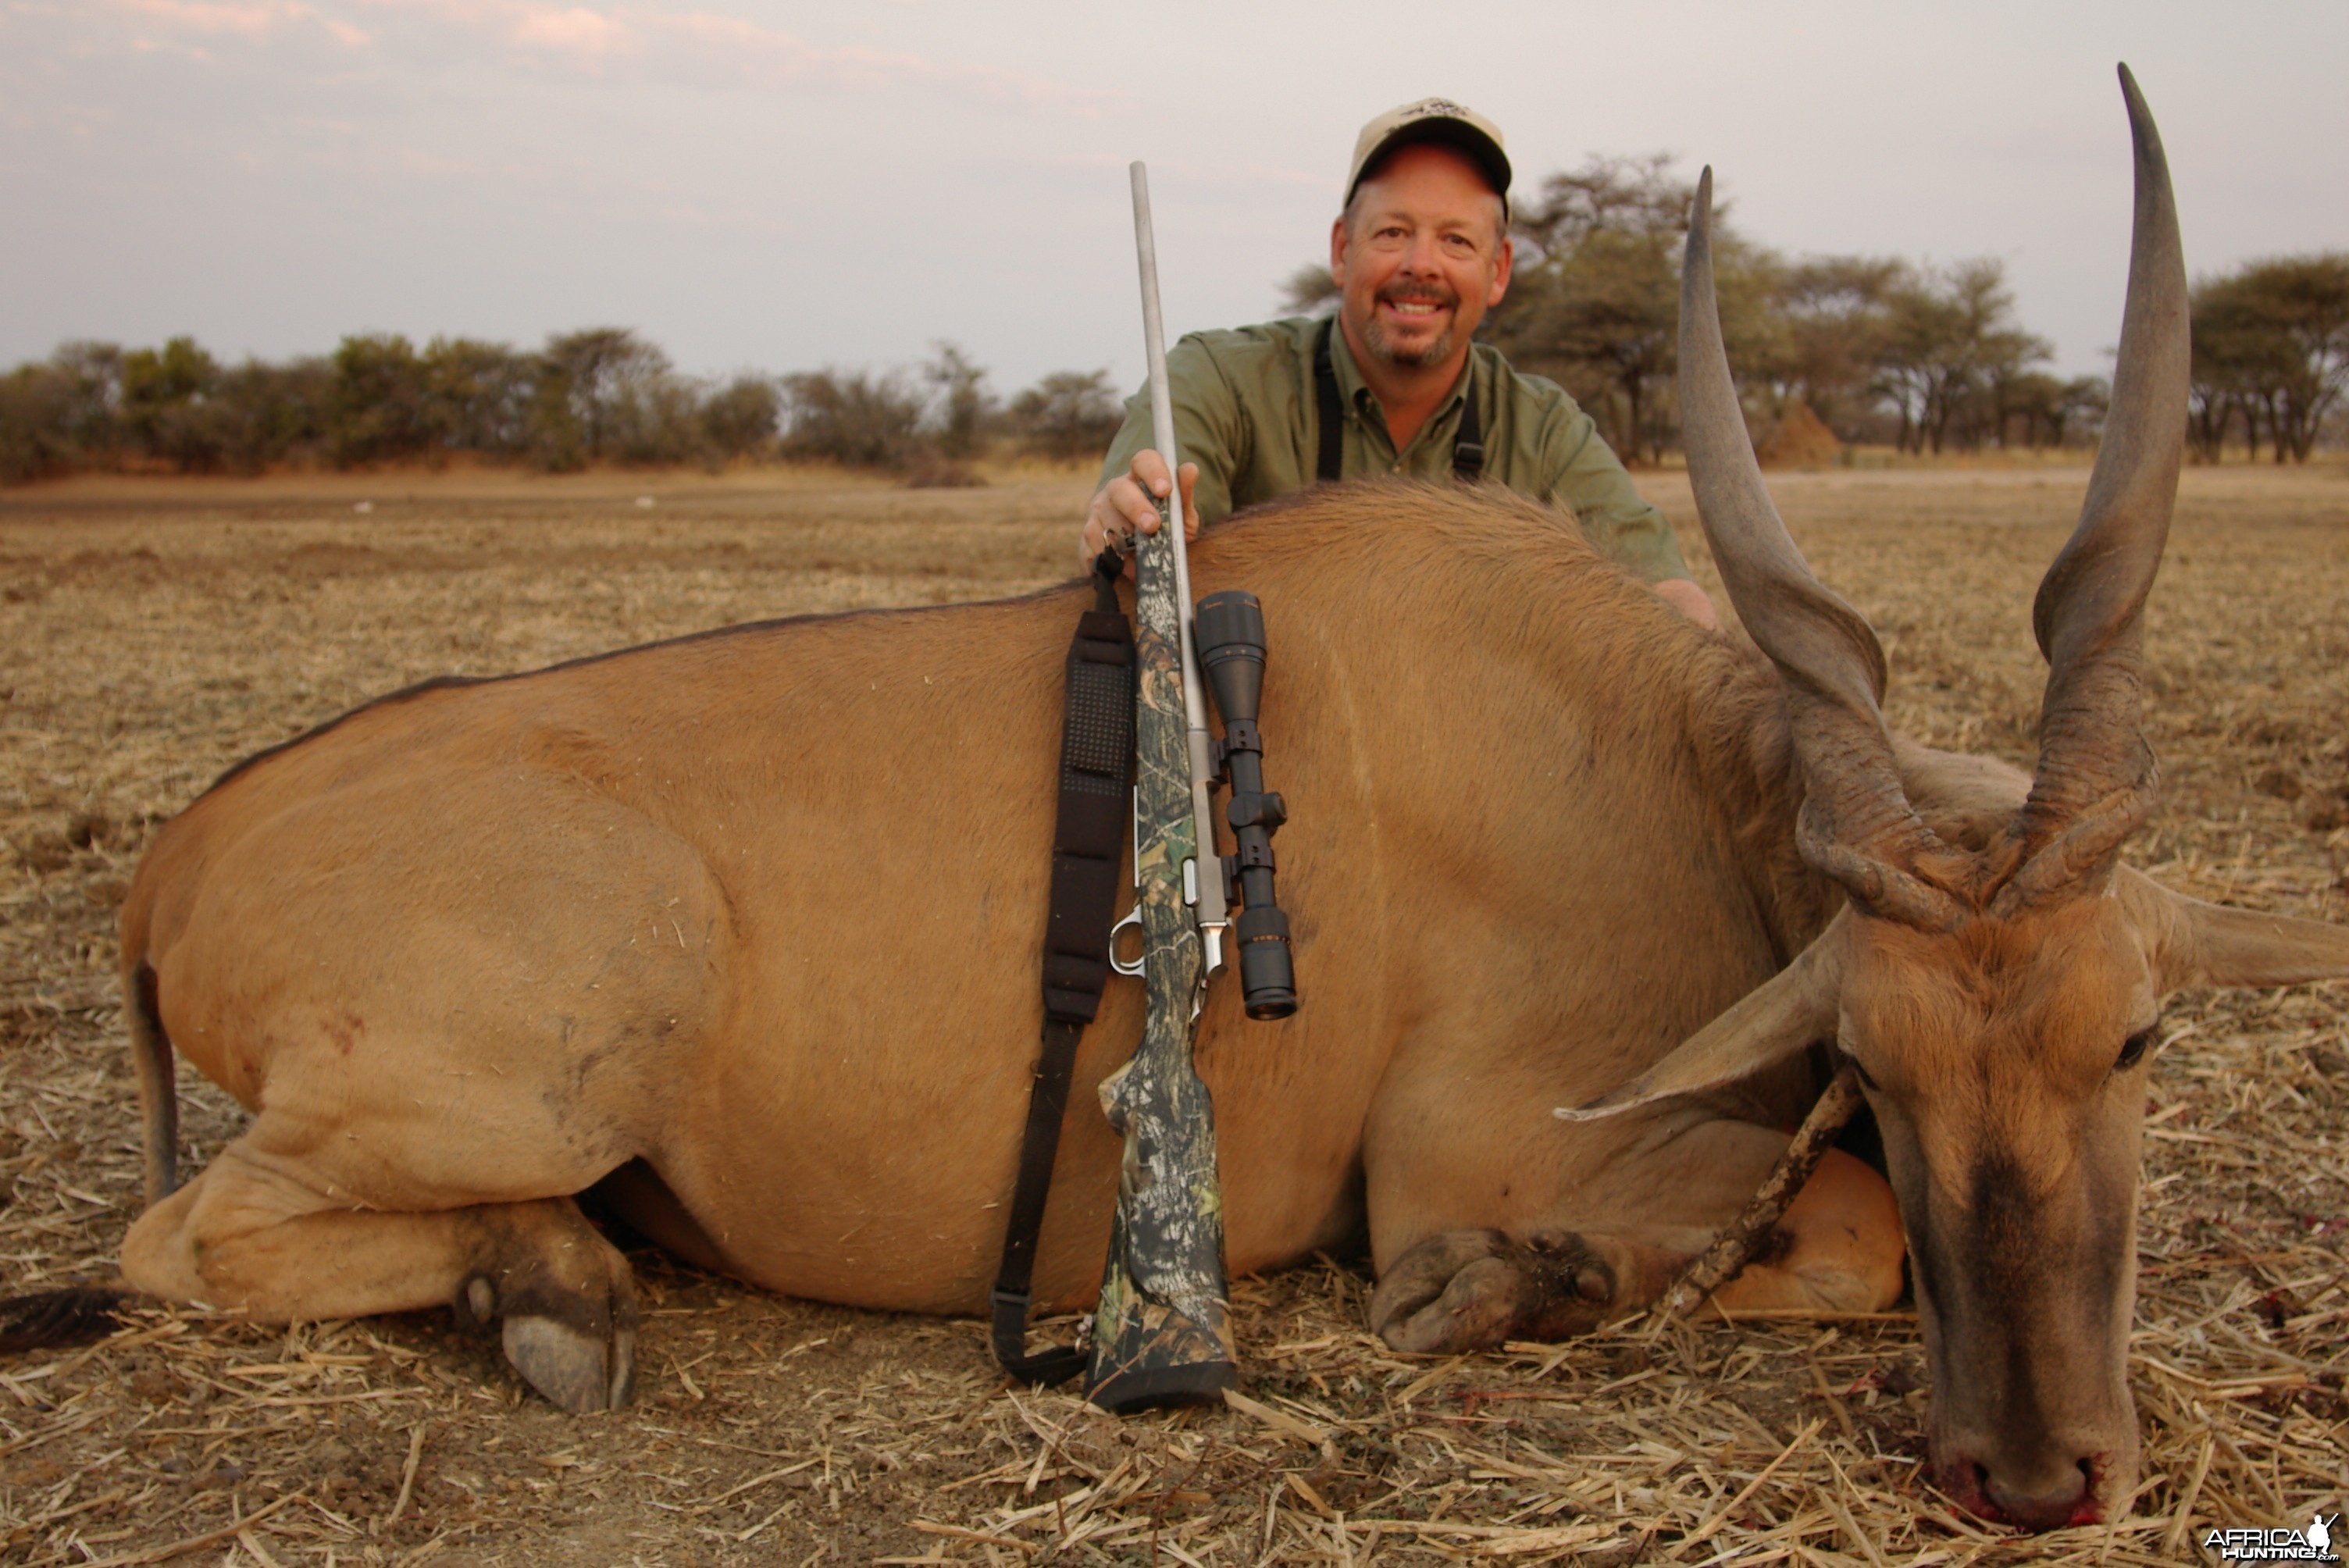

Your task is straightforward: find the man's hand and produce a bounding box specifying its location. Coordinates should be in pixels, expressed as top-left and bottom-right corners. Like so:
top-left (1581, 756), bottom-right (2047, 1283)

top-left (1080, 449), bottom-right (1199, 572)
top-left (1654, 578), bottom-right (1720, 632)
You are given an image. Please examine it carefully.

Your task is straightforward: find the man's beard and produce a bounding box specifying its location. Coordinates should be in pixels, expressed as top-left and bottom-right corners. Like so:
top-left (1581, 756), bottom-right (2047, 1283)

top-left (1361, 286), bottom-right (1458, 368)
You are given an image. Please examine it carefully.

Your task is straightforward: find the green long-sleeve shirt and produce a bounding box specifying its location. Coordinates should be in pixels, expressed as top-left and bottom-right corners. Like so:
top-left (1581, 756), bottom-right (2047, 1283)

top-left (1100, 315), bottom-right (1690, 583)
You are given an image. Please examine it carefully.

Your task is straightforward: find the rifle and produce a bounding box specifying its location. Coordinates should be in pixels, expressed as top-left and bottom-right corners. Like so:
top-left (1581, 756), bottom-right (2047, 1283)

top-left (1083, 162), bottom-right (1296, 1412)
top-left (988, 163), bottom-right (1296, 1411)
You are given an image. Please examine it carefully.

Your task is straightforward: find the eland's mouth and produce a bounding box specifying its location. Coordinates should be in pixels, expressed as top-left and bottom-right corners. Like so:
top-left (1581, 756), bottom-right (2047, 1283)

top-left (1933, 1445), bottom-right (2113, 1532)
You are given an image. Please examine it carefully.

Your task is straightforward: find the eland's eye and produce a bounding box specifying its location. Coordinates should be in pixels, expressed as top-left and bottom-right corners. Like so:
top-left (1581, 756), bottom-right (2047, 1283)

top-left (2115, 1028), bottom-right (2155, 1071)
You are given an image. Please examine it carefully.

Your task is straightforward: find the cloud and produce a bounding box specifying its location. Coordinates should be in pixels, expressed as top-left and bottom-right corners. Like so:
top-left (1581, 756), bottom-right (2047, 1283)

top-left (353, 0), bottom-right (1118, 113)
top-left (640, 9), bottom-right (1116, 112)
top-left (85, 0), bottom-right (1116, 114)
top-left (508, 5), bottom-right (633, 60)
top-left (112, 0), bottom-right (370, 45)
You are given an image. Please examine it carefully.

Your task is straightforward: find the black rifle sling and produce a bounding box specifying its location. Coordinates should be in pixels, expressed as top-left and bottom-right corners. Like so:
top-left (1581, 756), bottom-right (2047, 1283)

top-left (992, 551), bottom-right (1134, 1384)
top-left (1314, 317), bottom-right (1346, 483)
top-left (1312, 315), bottom-right (1482, 483)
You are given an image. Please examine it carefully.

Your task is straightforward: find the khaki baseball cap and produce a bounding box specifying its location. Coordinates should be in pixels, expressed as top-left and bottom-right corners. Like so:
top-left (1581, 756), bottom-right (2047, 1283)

top-left (1345, 98), bottom-right (1512, 216)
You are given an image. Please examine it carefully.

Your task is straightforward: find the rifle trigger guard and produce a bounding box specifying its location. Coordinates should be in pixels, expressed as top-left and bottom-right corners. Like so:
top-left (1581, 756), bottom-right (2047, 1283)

top-left (1108, 907), bottom-right (1145, 978)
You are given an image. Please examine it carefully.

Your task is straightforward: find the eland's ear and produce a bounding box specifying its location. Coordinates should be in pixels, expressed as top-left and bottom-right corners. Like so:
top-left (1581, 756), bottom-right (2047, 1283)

top-left (2119, 866), bottom-right (2349, 991)
top-left (1557, 908), bottom-right (1853, 1121)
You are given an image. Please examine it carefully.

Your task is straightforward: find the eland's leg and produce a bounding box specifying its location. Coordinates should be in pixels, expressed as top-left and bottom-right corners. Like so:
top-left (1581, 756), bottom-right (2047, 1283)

top-left (1366, 1110), bottom-right (1904, 1355)
top-left (122, 1130), bottom-right (637, 1413)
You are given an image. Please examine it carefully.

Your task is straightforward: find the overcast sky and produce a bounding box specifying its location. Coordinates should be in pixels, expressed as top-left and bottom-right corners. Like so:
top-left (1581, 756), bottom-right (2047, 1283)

top-left (4, 0), bottom-right (2344, 394)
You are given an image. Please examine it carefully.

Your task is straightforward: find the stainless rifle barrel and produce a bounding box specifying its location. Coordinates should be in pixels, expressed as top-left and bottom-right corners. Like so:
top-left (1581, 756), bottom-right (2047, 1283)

top-left (1128, 161), bottom-right (1229, 975)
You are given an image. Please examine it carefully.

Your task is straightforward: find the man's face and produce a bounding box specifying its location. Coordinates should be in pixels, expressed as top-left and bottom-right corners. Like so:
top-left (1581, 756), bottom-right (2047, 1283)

top-left (1330, 142), bottom-right (1513, 374)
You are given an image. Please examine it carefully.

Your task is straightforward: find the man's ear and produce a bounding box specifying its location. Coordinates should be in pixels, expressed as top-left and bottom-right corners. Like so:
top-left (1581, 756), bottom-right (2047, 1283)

top-left (1488, 233), bottom-right (1513, 308)
top-left (1328, 216), bottom-right (1349, 289)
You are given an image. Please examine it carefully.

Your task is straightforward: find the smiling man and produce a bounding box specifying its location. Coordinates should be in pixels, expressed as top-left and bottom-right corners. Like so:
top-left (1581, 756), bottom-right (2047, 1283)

top-left (1082, 98), bottom-right (1716, 629)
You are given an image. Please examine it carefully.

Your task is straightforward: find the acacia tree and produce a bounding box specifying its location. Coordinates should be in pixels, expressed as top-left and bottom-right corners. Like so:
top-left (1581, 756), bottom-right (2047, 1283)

top-left (1994, 370), bottom-right (2108, 449)
top-left (2192, 254), bottom-right (2349, 463)
top-left (1008, 370), bottom-right (1124, 460)
top-left (330, 334), bottom-right (432, 466)
top-left (1488, 155), bottom-right (1795, 464)
top-left (1488, 155), bottom-right (1694, 463)
top-left (536, 327), bottom-right (674, 466)
top-left (1278, 263), bottom-right (1338, 317)
top-left (700, 375), bottom-right (782, 462)
top-left (1759, 257), bottom-right (1902, 438)
top-left (0, 342), bottom-right (127, 482)
top-left (780, 368), bottom-right (924, 469)
top-left (422, 338), bottom-right (533, 459)
top-left (1868, 259), bottom-right (2051, 454)
top-left (923, 342), bottom-right (993, 459)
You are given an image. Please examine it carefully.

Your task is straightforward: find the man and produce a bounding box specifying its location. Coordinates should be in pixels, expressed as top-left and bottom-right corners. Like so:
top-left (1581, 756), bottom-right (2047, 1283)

top-left (1080, 98), bottom-right (1718, 630)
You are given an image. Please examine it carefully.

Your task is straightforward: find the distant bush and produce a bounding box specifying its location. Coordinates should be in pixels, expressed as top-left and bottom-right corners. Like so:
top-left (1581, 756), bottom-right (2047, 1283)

top-left (924, 342), bottom-right (994, 461)
top-left (1007, 370), bottom-right (1125, 460)
top-left (781, 369), bottom-right (926, 470)
top-left (2190, 252), bottom-right (2349, 463)
top-left (0, 351), bottom-right (108, 483)
top-left (421, 337), bottom-right (533, 459)
top-left (701, 374), bottom-right (783, 463)
top-left (0, 329), bottom-right (1151, 483)
top-left (217, 356), bottom-right (335, 472)
top-left (330, 334), bottom-right (433, 467)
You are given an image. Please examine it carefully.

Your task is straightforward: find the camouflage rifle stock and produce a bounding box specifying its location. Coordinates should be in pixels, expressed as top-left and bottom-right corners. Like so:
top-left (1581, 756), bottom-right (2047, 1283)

top-left (1083, 163), bottom-right (1239, 1413)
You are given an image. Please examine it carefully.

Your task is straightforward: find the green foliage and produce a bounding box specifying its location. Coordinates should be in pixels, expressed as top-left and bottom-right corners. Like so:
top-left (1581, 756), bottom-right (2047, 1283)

top-left (2191, 253), bottom-right (2349, 463)
top-left (1007, 370), bottom-right (1124, 461)
top-left (118, 336), bottom-right (227, 471)
top-left (1488, 156), bottom-right (1742, 463)
top-left (216, 356), bottom-right (336, 472)
top-left (1278, 263), bottom-right (1338, 318)
top-left (0, 364), bottom-right (82, 484)
top-left (421, 337), bottom-right (533, 458)
top-left (780, 369), bottom-right (925, 470)
top-left (700, 374), bottom-right (782, 463)
top-left (331, 334), bottom-right (432, 467)
top-left (0, 328), bottom-right (824, 483)
top-left (1867, 259), bottom-right (2055, 454)
top-left (0, 342), bottom-right (127, 483)
top-left (923, 342), bottom-right (993, 461)
top-left (1363, 151), bottom-right (2096, 460)
top-left (535, 328), bottom-right (676, 469)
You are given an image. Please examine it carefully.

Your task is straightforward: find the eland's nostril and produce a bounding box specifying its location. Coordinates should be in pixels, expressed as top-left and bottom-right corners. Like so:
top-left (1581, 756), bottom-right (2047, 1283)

top-left (1928, 1453), bottom-right (1997, 1520)
top-left (1981, 1456), bottom-right (2097, 1531)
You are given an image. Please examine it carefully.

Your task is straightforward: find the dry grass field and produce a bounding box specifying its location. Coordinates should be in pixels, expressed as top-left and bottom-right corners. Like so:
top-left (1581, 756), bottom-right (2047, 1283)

top-left (0, 461), bottom-right (2344, 1566)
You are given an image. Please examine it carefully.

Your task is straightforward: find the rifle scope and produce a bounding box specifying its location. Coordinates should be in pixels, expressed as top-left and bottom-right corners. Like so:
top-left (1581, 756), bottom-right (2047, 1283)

top-left (1193, 590), bottom-right (1298, 1021)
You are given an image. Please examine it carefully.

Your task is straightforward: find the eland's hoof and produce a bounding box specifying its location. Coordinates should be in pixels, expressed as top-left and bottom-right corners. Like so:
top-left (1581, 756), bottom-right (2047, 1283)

top-left (1371, 1228), bottom-right (1618, 1355)
top-left (447, 1199), bottom-right (640, 1413)
top-left (503, 1313), bottom-right (636, 1413)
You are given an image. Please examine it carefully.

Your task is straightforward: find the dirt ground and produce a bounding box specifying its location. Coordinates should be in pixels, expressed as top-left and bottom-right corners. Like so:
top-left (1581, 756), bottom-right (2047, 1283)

top-left (0, 461), bottom-right (2343, 1566)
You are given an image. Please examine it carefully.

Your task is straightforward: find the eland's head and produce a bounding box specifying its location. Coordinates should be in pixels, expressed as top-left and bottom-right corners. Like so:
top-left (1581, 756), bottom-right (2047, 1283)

top-left (1576, 66), bottom-right (2349, 1528)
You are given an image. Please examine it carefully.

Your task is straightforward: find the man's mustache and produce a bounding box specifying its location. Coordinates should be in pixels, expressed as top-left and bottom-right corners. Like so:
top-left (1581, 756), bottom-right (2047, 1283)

top-left (1376, 285), bottom-right (1458, 310)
